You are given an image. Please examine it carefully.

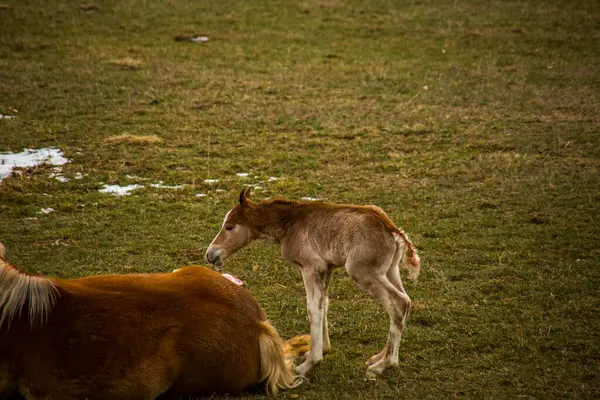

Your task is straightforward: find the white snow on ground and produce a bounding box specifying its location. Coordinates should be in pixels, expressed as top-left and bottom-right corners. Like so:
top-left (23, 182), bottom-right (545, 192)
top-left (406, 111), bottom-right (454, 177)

top-left (0, 148), bottom-right (70, 181)
top-left (203, 179), bottom-right (219, 184)
top-left (38, 208), bottom-right (55, 214)
top-left (150, 183), bottom-right (185, 189)
top-left (242, 183), bottom-right (263, 190)
top-left (99, 182), bottom-right (187, 196)
top-left (51, 174), bottom-right (69, 183)
top-left (236, 172), bottom-right (249, 177)
top-left (99, 184), bottom-right (145, 196)
top-left (49, 167), bottom-right (69, 182)
top-left (301, 197), bottom-right (320, 201)
top-left (0, 114), bottom-right (15, 119)
top-left (195, 193), bottom-right (207, 197)
top-left (190, 36), bottom-right (209, 43)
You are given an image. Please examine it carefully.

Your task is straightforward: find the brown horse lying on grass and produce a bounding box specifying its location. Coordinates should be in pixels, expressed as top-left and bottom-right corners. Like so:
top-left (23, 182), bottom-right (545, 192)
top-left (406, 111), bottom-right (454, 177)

top-left (0, 243), bottom-right (308, 400)
top-left (206, 189), bottom-right (421, 379)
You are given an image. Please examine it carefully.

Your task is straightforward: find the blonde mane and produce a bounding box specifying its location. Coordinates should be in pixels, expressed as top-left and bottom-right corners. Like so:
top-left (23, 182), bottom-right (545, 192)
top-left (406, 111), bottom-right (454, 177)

top-left (0, 258), bottom-right (59, 329)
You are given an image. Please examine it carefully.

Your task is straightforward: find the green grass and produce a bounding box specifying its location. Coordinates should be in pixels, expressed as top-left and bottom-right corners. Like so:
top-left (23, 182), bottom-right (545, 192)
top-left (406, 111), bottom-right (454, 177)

top-left (1, 0), bottom-right (599, 398)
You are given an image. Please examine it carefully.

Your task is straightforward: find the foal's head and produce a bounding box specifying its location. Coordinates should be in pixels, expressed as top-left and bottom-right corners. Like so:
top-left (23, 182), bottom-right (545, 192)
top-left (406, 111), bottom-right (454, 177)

top-left (205, 189), bottom-right (257, 270)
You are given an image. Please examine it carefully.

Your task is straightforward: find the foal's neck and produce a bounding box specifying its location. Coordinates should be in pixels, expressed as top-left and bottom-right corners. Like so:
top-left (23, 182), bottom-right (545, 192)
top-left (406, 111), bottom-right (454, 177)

top-left (253, 200), bottom-right (302, 243)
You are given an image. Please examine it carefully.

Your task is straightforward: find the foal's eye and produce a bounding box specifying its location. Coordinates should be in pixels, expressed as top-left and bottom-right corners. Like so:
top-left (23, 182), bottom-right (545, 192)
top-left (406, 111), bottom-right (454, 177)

top-left (225, 224), bottom-right (234, 231)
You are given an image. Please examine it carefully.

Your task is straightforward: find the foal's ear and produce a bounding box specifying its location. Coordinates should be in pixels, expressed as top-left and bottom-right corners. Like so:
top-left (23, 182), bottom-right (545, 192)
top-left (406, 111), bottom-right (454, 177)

top-left (239, 187), bottom-right (253, 209)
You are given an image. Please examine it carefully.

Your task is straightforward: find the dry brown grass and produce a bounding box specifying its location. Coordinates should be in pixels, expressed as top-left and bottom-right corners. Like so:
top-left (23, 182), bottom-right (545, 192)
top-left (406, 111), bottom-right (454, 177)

top-left (109, 57), bottom-right (143, 70)
top-left (104, 134), bottom-right (163, 145)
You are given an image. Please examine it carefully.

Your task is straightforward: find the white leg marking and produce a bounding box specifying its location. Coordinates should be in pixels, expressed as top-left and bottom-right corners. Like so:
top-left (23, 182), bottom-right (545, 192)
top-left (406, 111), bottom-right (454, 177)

top-left (295, 267), bottom-right (327, 377)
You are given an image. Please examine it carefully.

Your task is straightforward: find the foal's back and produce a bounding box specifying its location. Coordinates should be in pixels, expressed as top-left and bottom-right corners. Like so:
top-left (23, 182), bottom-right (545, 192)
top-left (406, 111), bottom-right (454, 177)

top-left (282, 202), bottom-right (400, 260)
top-left (292, 202), bottom-right (399, 233)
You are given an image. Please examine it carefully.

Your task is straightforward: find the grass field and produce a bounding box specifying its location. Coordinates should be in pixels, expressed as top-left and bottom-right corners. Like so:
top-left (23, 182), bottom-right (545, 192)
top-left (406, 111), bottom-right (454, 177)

top-left (1, 0), bottom-right (599, 398)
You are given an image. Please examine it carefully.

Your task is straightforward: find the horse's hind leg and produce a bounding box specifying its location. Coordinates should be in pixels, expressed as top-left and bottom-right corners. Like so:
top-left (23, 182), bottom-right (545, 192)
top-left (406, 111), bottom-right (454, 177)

top-left (386, 250), bottom-right (407, 295)
top-left (367, 251), bottom-right (408, 366)
top-left (347, 259), bottom-right (411, 378)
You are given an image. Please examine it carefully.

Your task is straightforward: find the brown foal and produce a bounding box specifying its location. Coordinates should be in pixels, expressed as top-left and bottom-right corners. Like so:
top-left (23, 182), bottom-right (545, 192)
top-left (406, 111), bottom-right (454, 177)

top-left (206, 189), bottom-right (420, 379)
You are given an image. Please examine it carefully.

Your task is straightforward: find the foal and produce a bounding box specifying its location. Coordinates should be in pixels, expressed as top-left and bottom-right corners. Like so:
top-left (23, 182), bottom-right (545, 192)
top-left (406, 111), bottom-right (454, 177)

top-left (0, 244), bottom-right (307, 399)
top-left (206, 189), bottom-right (421, 379)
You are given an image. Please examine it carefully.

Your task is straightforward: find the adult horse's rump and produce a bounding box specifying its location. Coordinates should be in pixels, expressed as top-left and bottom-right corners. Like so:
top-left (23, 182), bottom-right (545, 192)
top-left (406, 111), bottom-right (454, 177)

top-left (0, 247), bottom-right (306, 399)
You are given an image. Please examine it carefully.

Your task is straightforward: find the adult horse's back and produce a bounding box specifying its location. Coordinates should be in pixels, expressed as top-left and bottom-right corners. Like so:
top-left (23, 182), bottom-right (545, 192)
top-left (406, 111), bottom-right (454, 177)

top-left (0, 244), bottom-right (306, 399)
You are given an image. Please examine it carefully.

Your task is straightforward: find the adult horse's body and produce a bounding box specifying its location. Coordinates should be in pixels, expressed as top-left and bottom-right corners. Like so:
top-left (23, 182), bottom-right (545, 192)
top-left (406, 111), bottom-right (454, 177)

top-left (206, 190), bottom-right (421, 379)
top-left (0, 244), bottom-right (305, 399)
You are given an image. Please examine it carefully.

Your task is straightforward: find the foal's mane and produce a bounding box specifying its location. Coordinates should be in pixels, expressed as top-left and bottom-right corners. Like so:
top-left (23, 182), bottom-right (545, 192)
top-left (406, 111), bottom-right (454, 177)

top-left (0, 257), bottom-right (58, 329)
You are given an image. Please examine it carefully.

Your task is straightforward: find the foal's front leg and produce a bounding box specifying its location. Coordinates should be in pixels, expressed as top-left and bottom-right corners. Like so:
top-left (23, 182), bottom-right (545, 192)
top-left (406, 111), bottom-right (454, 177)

top-left (322, 266), bottom-right (334, 355)
top-left (295, 265), bottom-right (328, 377)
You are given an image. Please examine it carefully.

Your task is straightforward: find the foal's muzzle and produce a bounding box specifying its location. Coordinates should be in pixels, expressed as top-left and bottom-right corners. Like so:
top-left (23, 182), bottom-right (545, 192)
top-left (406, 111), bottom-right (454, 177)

top-left (205, 247), bottom-right (223, 271)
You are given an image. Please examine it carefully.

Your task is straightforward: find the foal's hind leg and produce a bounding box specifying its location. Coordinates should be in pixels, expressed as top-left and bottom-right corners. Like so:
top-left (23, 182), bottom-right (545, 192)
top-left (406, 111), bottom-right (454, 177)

top-left (347, 259), bottom-right (411, 378)
top-left (367, 262), bottom-right (407, 366)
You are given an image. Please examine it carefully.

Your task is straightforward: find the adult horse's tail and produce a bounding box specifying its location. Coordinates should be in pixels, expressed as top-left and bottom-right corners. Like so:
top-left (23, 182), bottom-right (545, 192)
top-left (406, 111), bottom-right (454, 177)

top-left (0, 243), bottom-right (59, 329)
top-left (258, 321), bottom-right (308, 394)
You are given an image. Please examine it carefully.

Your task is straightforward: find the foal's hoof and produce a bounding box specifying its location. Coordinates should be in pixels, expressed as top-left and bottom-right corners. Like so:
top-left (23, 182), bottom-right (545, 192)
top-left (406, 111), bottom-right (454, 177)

top-left (301, 348), bottom-right (329, 363)
top-left (366, 359), bottom-right (396, 379)
top-left (365, 370), bottom-right (378, 381)
top-left (366, 351), bottom-right (385, 366)
top-left (294, 361), bottom-right (312, 377)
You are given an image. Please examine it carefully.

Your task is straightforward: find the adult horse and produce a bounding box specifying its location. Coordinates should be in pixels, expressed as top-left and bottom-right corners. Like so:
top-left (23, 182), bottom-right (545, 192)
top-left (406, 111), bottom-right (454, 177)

top-left (0, 243), bottom-right (307, 399)
top-left (206, 189), bottom-right (421, 379)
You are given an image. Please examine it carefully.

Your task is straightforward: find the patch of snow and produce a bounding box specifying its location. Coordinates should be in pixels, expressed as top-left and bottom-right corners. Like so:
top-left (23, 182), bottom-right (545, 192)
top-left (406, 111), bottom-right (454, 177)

top-left (195, 193), bottom-right (207, 197)
top-left (236, 172), bottom-right (249, 177)
top-left (268, 176), bottom-right (279, 182)
top-left (242, 183), bottom-right (262, 190)
top-left (0, 114), bottom-right (15, 119)
top-left (204, 179), bottom-right (219, 184)
top-left (99, 184), bottom-right (144, 196)
top-left (190, 36), bottom-right (209, 43)
top-left (150, 183), bottom-right (185, 189)
top-left (38, 208), bottom-right (55, 214)
top-left (74, 172), bottom-right (85, 180)
top-left (0, 148), bottom-right (70, 182)
top-left (301, 197), bottom-right (320, 201)
top-left (51, 174), bottom-right (69, 183)
top-left (49, 168), bottom-right (69, 182)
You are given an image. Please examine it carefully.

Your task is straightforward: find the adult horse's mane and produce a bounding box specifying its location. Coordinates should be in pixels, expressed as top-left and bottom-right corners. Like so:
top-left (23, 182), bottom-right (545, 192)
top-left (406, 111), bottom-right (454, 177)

top-left (0, 255), bottom-right (58, 329)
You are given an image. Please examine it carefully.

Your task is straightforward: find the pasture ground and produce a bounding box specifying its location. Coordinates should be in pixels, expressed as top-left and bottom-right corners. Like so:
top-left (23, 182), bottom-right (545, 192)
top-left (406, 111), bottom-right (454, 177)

top-left (1, 0), bottom-right (599, 398)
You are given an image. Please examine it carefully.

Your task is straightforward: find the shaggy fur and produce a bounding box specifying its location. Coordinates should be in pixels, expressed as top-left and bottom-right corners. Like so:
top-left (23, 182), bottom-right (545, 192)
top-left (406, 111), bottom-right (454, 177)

top-left (206, 190), bottom-right (421, 378)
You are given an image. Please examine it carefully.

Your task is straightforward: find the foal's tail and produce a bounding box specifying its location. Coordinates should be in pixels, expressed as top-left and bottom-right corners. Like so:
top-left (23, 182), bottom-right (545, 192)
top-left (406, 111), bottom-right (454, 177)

top-left (258, 321), bottom-right (306, 394)
top-left (396, 230), bottom-right (421, 280)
